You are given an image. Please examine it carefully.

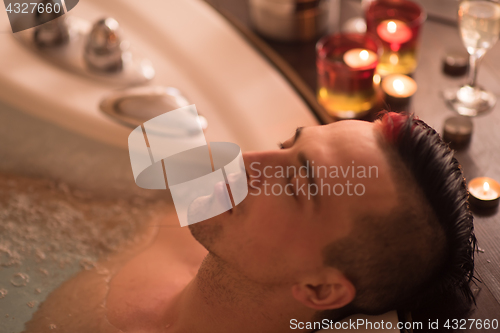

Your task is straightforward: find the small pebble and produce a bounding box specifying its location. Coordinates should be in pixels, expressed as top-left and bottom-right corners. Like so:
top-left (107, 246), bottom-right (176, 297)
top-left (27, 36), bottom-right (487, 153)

top-left (79, 258), bottom-right (95, 270)
top-left (49, 323), bottom-right (57, 330)
top-left (27, 301), bottom-right (36, 308)
top-left (478, 247), bottom-right (485, 253)
top-left (34, 288), bottom-right (42, 294)
top-left (11, 273), bottom-right (29, 287)
top-left (487, 260), bottom-right (491, 263)
top-left (0, 288), bottom-right (8, 299)
top-left (35, 249), bottom-right (46, 260)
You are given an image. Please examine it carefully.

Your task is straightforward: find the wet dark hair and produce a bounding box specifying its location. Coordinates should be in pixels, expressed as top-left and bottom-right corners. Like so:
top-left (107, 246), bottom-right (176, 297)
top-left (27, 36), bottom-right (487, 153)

top-left (322, 112), bottom-right (477, 328)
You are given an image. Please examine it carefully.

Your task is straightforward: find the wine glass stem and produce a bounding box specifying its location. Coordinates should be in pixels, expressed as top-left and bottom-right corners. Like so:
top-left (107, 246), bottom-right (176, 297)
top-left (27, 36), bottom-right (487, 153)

top-left (467, 53), bottom-right (481, 88)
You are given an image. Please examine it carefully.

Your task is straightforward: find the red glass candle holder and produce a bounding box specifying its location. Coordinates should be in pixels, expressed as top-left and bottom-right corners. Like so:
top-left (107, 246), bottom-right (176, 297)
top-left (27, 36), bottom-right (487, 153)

top-left (366, 0), bottom-right (426, 76)
top-left (316, 33), bottom-right (381, 119)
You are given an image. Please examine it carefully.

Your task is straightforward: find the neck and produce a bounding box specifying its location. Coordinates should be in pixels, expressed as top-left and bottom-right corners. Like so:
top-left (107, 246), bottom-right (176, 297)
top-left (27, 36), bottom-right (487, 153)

top-left (167, 253), bottom-right (316, 333)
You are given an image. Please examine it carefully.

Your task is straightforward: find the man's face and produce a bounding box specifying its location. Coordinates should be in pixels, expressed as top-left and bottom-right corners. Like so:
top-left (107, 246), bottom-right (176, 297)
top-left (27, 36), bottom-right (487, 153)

top-left (189, 120), bottom-right (398, 285)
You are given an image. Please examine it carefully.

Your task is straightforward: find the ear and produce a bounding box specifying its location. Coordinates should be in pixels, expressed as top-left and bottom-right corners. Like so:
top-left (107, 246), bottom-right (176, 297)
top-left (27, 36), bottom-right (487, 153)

top-left (291, 269), bottom-right (356, 311)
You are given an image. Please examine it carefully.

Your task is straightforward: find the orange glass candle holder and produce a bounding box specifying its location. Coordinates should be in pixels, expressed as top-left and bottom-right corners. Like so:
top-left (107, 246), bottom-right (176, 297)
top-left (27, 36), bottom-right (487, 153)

top-left (316, 33), bottom-right (382, 119)
top-left (366, 0), bottom-right (426, 76)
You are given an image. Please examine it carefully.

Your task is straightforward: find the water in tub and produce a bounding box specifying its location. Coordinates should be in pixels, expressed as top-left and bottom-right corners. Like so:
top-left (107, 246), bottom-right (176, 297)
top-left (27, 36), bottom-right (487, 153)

top-left (0, 172), bottom-right (170, 332)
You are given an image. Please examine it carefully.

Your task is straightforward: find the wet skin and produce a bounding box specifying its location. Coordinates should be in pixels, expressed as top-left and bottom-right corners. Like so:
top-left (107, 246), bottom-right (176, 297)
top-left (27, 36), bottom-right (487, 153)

top-left (25, 121), bottom-right (397, 333)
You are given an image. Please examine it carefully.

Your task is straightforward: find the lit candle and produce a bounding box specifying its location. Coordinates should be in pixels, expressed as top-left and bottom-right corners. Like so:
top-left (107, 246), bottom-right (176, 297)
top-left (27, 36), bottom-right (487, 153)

top-left (376, 19), bottom-right (412, 44)
top-left (343, 48), bottom-right (378, 69)
top-left (382, 75), bottom-right (416, 97)
top-left (468, 177), bottom-right (500, 209)
top-left (381, 74), bottom-right (416, 110)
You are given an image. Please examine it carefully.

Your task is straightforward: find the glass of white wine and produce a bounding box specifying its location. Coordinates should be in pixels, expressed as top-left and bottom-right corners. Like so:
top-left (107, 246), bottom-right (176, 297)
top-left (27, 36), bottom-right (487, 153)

top-left (443, 0), bottom-right (500, 116)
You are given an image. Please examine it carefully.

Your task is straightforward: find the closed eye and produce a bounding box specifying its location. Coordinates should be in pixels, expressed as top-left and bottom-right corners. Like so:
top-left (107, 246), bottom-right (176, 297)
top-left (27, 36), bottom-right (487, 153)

top-left (279, 127), bottom-right (304, 150)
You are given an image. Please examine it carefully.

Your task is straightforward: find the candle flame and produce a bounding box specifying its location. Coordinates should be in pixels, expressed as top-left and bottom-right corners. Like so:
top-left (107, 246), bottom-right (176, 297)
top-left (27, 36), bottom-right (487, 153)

top-left (393, 79), bottom-right (405, 93)
top-left (387, 21), bottom-right (397, 33)
top-left (484, 181), bottom-right (490, 192)
top-left (373, 74), bottom-right (381, 85)
top-left (359, 50), bottom-right (369, 61)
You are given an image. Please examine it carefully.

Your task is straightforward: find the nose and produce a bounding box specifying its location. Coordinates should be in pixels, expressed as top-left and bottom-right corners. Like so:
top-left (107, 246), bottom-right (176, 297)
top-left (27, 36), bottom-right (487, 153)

top-left (242, 150), bottom-right (286, 181)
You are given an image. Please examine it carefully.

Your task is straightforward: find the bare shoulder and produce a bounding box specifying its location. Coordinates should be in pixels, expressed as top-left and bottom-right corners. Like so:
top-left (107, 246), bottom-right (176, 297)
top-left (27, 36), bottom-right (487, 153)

top-left (25, 211), bottom-right (207, 333)
top-left (23, 268), bottom-right (121, 333)
top-left (23, 211), bottom-right (165, 333)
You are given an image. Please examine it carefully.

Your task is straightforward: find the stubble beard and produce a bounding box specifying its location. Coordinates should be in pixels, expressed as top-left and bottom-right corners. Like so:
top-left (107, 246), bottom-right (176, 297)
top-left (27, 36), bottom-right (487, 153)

top-left (188, 217), bottom-right (224, 252)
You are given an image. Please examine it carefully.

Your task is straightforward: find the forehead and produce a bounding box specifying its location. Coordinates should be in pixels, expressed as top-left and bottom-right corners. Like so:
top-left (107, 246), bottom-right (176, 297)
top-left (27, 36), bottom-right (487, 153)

top-left (297, 120), bottom-right (384, 165)
top-left (297, 121), bottom-right (398, 225)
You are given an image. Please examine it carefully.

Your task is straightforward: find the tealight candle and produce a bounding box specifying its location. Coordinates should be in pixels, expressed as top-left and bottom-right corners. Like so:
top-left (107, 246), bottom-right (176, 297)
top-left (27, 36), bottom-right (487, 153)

top-left (468, 177), bottom-right (500, 209)
top-left (343, 48), bottom-right (378, 69)
top-left (442, 116), bottom-right (473, 150)
top-left (381, 74), bottom-right (417, 110)
top-left (442, 50), bottom-right (468, 77)
top-left (376, 19), bottom-right (412, 45)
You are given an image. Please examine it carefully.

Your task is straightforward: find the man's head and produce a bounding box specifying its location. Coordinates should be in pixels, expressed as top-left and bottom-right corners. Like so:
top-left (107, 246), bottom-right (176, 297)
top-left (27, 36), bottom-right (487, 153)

top-left (188, 112), bottom-right (476, 319)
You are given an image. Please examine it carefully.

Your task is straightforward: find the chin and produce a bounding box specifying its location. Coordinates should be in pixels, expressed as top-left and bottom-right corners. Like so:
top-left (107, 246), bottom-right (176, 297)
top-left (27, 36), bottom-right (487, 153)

top-left (187, 195), bottom-right (227, 250)
top-left (188, 215), bottom-right (224, 252)
top-left (187, 179), bottom-right (235, 249)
